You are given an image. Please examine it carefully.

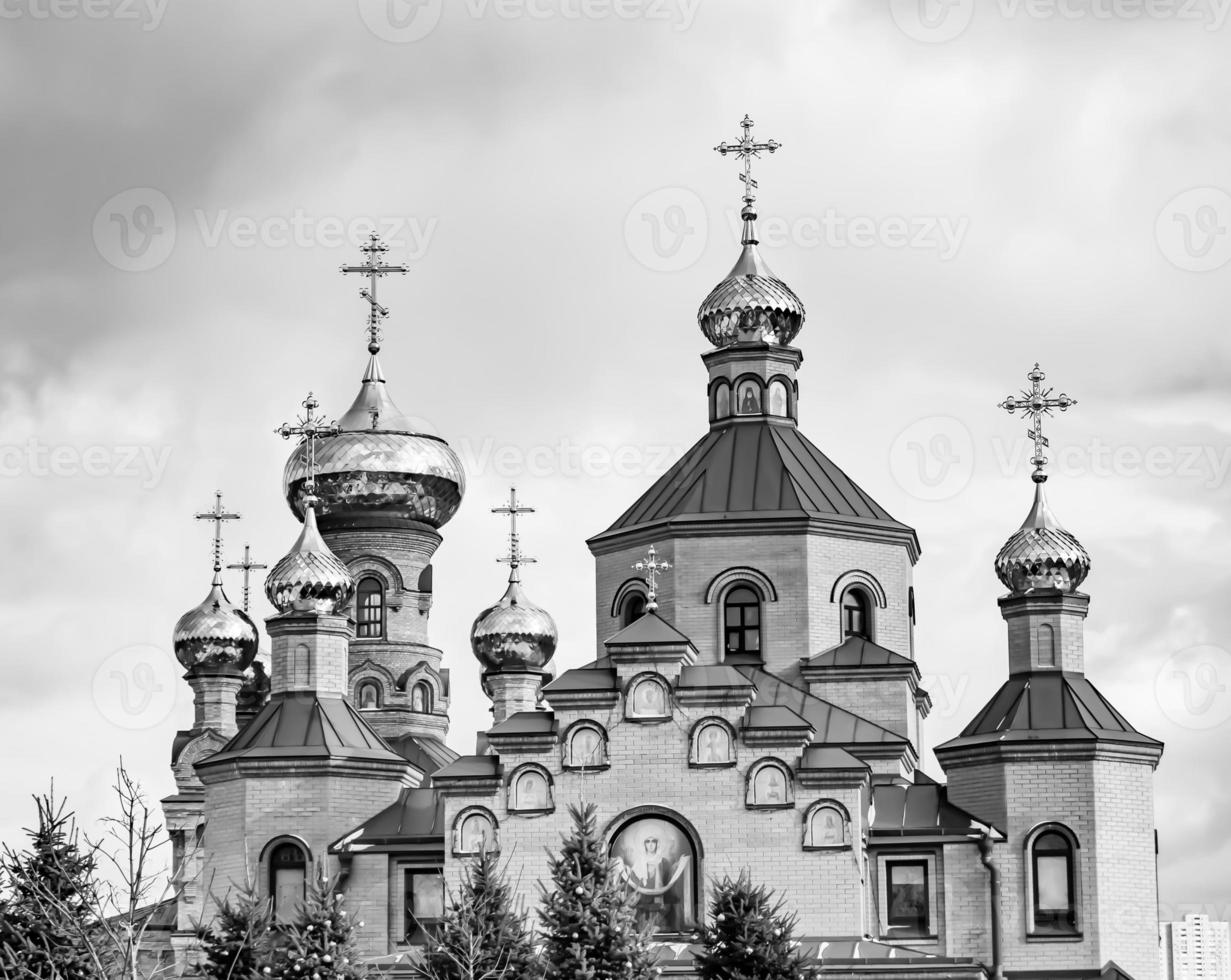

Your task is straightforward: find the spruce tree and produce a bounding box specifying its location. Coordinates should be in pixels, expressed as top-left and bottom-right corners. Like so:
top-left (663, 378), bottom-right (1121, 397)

top-left (198, 884), bottom-right (271, 980)
top-left (421, 848), bottom-right (537, 980)
top-left (269, 872), bottom-right (365, 980)
top-left (694, 874), bottom-right (814, 980)
top-left (538, 803), bottom-right (655, 980)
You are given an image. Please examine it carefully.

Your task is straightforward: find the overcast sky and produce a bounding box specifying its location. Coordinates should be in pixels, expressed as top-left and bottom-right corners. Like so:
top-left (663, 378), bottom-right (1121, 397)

top-left (1, 0), bottom-right (1229, 925)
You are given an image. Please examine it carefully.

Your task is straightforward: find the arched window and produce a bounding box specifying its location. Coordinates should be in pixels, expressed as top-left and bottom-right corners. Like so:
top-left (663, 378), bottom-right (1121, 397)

top-left (841, 588), bottom-right (871, 639)
top-left (746, 759), bottom-right (793, 808)
top-left (609, 813), bottom-right (698, 935)
top-left (735, 379), bottom-right (762, 415)
top-left (803, 802), bottom-right (849, 849)
top-left (356, 577), bottom-right (385, 639)
top-left (620, 591), bottom-right (648, 627)
top-left (357, 681), bottom-right (381, 710)
top-left (509, 766), bottom-right (553, 813)
top-left (768, 379), bottom-right (789, 417)
top-left (1037, 624), bottom-right (1056, 668)
top-left (626, 675), bottom-right (670, 720)
top-left (724, 587), bottom-right (761, 655)
top-left (564, 722), bottom-right (608, 770)
top-left (268, 841), bottom-right (307, 922)
top-left (690, 719), bottom-right (734, 767)
top-left (713, 381), bottom-right (731, 420)
top-left (411, 681), bottom-right (432, 714)
top-left (453, 809), bottom-right (498, 856)
top-left (1029, 827), bottom-right (1078, 935)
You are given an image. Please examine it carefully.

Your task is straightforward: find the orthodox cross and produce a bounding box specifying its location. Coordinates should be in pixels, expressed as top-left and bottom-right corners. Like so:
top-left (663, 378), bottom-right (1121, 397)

top-left (494, 486), bottom-right (535, 581)
top-left (195, 490), bottom-right (240, 574)
top-left (227, 543), bottom-right (267, 613)
top-left (998, 363), bottom-right (1077, 483)
top-left (714, 114), bottom-right (781, 211)
top-left (275, 392), bottom-right (339, 499)
top-left (632, 544), bottom-right (671, 613)
top-left (340, 233), bottom-right (409, 355)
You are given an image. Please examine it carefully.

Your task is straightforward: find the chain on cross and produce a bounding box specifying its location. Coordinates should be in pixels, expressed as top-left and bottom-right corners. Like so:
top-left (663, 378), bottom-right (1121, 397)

top-left (195, 490), bottom-right (241, 574)
top-left (340, 233), bottom-right (409, 356)
top-left (494, 486), bottom-right (536, 582)
top-left (275, 392), bottom-right (340, 500)
top-left (227, 543), bottom-right (267, 613)
top-left (632, 544), bottom-right (671, 613)
top-left (715, 114), bottom-right (781, 214)
top-left (998, 363), bottom-right (1077, 483)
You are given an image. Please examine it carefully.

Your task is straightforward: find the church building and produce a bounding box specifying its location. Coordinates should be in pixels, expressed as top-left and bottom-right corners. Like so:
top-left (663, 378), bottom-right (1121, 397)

top-left (161, 118), bottom-right (1165, 979)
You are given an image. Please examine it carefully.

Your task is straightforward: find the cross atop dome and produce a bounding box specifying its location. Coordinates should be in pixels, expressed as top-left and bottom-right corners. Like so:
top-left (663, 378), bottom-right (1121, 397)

top-left (340, 233), bottom-right (409, 356)
top-left (275, 392), bottom-right (340, 501)
top-left (999, 363), bottom-right (1078, 483)
top-left (632, 544), bottom-right (671, 613)
top-left (715, 114), bottom-right (781, 245)
top-left (494, 485), bottom-right (536, 582)
top-left (195, 490), bottom-right (240, 575)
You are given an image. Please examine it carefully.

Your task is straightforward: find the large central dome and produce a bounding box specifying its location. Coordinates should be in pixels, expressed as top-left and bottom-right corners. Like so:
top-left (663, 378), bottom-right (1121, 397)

top-left (282, 357), bottom-right (465, 530)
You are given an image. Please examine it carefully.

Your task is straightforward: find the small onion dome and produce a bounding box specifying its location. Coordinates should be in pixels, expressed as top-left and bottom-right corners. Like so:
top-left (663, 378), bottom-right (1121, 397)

top-left (265, 501), bottom-right (356, 614)
top-left (470, 576), bottom-right (558, 672)
top-left (697, 240), bottom-right (805, 348)
top-left (995, 480), bottom-right (1090, 593)
top-left (173, 572), bottom-right (258, 671)
top-left (282, 357), bottom-right (466, 530)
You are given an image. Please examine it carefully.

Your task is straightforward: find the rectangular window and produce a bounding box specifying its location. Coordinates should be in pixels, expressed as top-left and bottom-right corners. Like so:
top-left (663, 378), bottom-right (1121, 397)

top-left (357, 590), bottom-right (383, 638)
top-left (404, 869), bottom-right (445, 943)
top-left (886, 860), bottom-right (929, 934)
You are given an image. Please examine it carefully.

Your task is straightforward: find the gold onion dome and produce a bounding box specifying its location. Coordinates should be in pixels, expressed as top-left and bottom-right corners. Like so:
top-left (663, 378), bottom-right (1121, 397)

top-left (282, 356), bottom-right (466, 530)
top-left (173, 571), bottom-right (259, 672)
top-left (698, 223), bottom-right (806, 348)
top-left (994, 478), bottom-right (1090, 594)
top-left (265, 501), bottom-right (356, 614)
top-left (470, 572), bottom-right (558, 672)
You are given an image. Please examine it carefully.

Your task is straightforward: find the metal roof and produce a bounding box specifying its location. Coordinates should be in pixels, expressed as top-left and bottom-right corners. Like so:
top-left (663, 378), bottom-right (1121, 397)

top-left (331, 788), bottom-right (444, 853)
top-left (487, 710), bottom-right (557, 737)
top-left (736, 666), bottom-right (906, 746)
top-left (604, 611), bottom-right (694, 647)
top-left (383, 733), bottom-right (459, 776)
top-left (870, 782), bottom-right (998, 837)
top-left (806, 635), bottom-right (916, 670)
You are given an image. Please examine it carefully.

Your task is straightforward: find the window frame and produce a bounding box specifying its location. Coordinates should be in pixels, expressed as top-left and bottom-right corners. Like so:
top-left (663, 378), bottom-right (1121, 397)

top-left (1025, 824), bottom-right (1081, 939)
top-left (688, 717), bottom-right (736, 769)
top-left (266, 840), bottom-right (308, 923)
top-left (356, 679), bottom-right (382, 710)
top-left (355, 576), bottom-right (386, 640)
top-left (403, 866), bottom-right (446, 945)
top-left (410, 680), bottom-right (433, 714)
top-left (885, 859), bottom-right (931, 935)
top-left (508, 764), bottom-right (555, 815)
top-left (563, 721), bottom-right (609, 771)
top-left (620, 591), bottom-right (648, 627)
top-left (723, 586), bottom-right (762, 657)
top-left (802, 801), bottom-right (851, 850)
top-left (841, 587), bottom-right (872, 640)
top-left (624, 674), bottom-right (672, 722)
top-left (452, 807), bottom-right (499, 858)
top-left (745, 758), bottom-right (794, 810)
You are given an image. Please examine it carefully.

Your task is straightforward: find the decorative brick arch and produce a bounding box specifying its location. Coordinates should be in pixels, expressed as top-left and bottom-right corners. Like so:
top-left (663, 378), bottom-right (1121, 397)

top-left (395, 662), bottom-right (446, 699)
top-left (610, 577), bottom-right (648, 618)
top-left (829, 569), bottom-right (888, 609)
top-left (345, 555), bottom-right (405, 594)
top-left (704, 567), bottom-right (779, 605)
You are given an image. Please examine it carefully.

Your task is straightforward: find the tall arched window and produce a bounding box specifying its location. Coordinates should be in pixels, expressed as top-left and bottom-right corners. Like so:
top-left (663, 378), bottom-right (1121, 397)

top-left (841, 588), bottom-right (871, 639)
top-left (768, 379), bottom-right (789, 417)
top-left (724, 587), bottom-right (761, 655)
top-left (609, 813), bottom-right (698, 935)
top-left (356, 577), bottom-right (384, 639)
top-left (621, 591), bottom-right (648, 627)
top-left (411, 681), bottom-right (432, 714)
top-left (269, 841), bottom-right (307, 922)
top-left (1030, 828), bottom-right (1078, 935)
top-left (713, 381), bottom-right (731, 420)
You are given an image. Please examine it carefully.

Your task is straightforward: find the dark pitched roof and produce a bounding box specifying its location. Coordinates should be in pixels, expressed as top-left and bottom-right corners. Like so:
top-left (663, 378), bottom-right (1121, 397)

top-left (488, 710), bottom-right (557, 737)
top-left (434, 754), bottom-right (501, 780)
top-left (198, 694), bottom-right (408, 768)
top-left (383, 733), bottom-right (459, 776)
top-left (542, 666), bottom-right (618, 694)
top-left (799, 746), bottom-right (869, 772)
top-left (331, 788), bottom-right (444, 852)
top-left (736, 666), bottom-right (906, 746)
top-left (591, 420), bottom-right (918, 550)
top-left (871, 781), bottom-right (999, 837)
top-left (745, 705), bottom-right (812, 731)
top-left (604, 611), bottom-right (694, 647)
top-left (806, 635), bottom-right (915, 669)
top-left (936, 672), bottom-right (1163, 752)
top-left (677, 665), bottom-right (755, 690)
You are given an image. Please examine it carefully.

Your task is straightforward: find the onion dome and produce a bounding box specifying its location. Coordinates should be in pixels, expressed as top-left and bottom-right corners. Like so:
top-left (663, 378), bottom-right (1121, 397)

top-left (173, 571), bottom-right (258, 671)
top-left (265, 501), bottom-right (356, 614)
top-left (995, 479), bottom-right (1090, 594)
top-left (470, 572), bottom-right (558, 672)
top-left (698, 224), bottom-right (806, 348)
top-left (282, 355), bottom-right (466, 529)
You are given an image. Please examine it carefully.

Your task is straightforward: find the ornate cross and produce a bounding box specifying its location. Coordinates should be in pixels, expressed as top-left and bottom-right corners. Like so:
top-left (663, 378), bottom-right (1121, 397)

top-left (715, 114), bottom-right (781, 211)
top-left (195, 490), bottom-right (240, 573)
top-left (632, 544), bottom-right (671, 613)
top-left (494, 486), bottom-right (535, 580)
top-left (998, 363), bottom-right (1077, 483)
top-left (227, 543), bottom-right (267, 613)
top-left (340, 233), bottom-right (409, 355)
top-left (275, 392), bottom-right (340, 498)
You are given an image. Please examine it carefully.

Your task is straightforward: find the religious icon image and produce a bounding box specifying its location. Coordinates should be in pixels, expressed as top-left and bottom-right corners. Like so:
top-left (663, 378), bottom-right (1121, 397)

top-left (569, 726), bottom-right (603, 766)
top-left (358, 682), bottom-right (379, 710)
top-left (768, 380), bottom-right (788, 417)
top-left (458, 812), bottom-right (495, 854)
top-left (696, 723), bottom-right (731, 764)
top-left (631, 678), bottom-right (667, 717)
top-left (751, 763), bottom-right (789, 805)
top-left (811, 805), bottom-right (845, 846)
top-left (514, 769), bottom-right (549, 810)
top-left (736, 380), bottom-right (762, 414)
top-left (411, 683), bottom-right (427, 713)
top-left (610, 817), bottom-right (694, 934)
top-left (715, 383), bottom-right (731, 419)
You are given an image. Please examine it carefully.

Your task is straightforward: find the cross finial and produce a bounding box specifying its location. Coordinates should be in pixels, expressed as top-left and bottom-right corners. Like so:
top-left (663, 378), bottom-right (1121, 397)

top-left (632, 544), bottom-right (672, 613)
top-left (998, 363), bottom-right (1077, 483)
top-left (275, 392), bottom-right (340, 502)
top-left (340, 233), bottom-right (409, 356)
top-left (493, 486), bottom-right (536, 582)
top-left (194, 490), bottom-right (241, 575)
top-left (226, 543), bottom-right (268, 613)
top-left (714, 114), bottom-right (781, 245)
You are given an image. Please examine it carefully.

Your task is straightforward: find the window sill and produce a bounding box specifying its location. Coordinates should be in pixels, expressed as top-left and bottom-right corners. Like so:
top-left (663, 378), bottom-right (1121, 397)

top-left (562, 763), bottom-right (610, 773)
top-left (688, 760), bottom-right (737, 770)
top-left (508, 807), bottom-right (555, 818)
top-left (745, 802), bottom-right (795, 811)
top-left (1027, 931), bottom-right (1084, 943)
top-left (803, 843), bottom-right (851, 852)
top-left (880, 931), bottom-right (938, 944)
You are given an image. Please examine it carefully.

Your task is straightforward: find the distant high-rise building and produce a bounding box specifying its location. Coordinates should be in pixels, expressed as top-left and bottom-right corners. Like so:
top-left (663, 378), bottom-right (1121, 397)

top-left (1162, 915), bottom-right (1231, 980)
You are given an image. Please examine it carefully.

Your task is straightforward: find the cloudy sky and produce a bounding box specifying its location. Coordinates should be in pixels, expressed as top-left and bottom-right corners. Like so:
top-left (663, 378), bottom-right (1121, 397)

top-left (1, 0), bottom-right (1229, 925)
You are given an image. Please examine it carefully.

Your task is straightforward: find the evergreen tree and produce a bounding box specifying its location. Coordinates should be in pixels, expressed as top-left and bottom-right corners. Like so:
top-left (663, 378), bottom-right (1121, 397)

top-left (694, 874), bottom-right (814, 980)
top-left (268, 871), bottom-right (365, 980)
top-left (198, 884), bottom-right (271, 980)
top-left (538, 803), bottom-right (655, 980)
top-left (420, 848), bottom-right (537, 980)
top-left (0, 793), bottom-right (100, 980)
